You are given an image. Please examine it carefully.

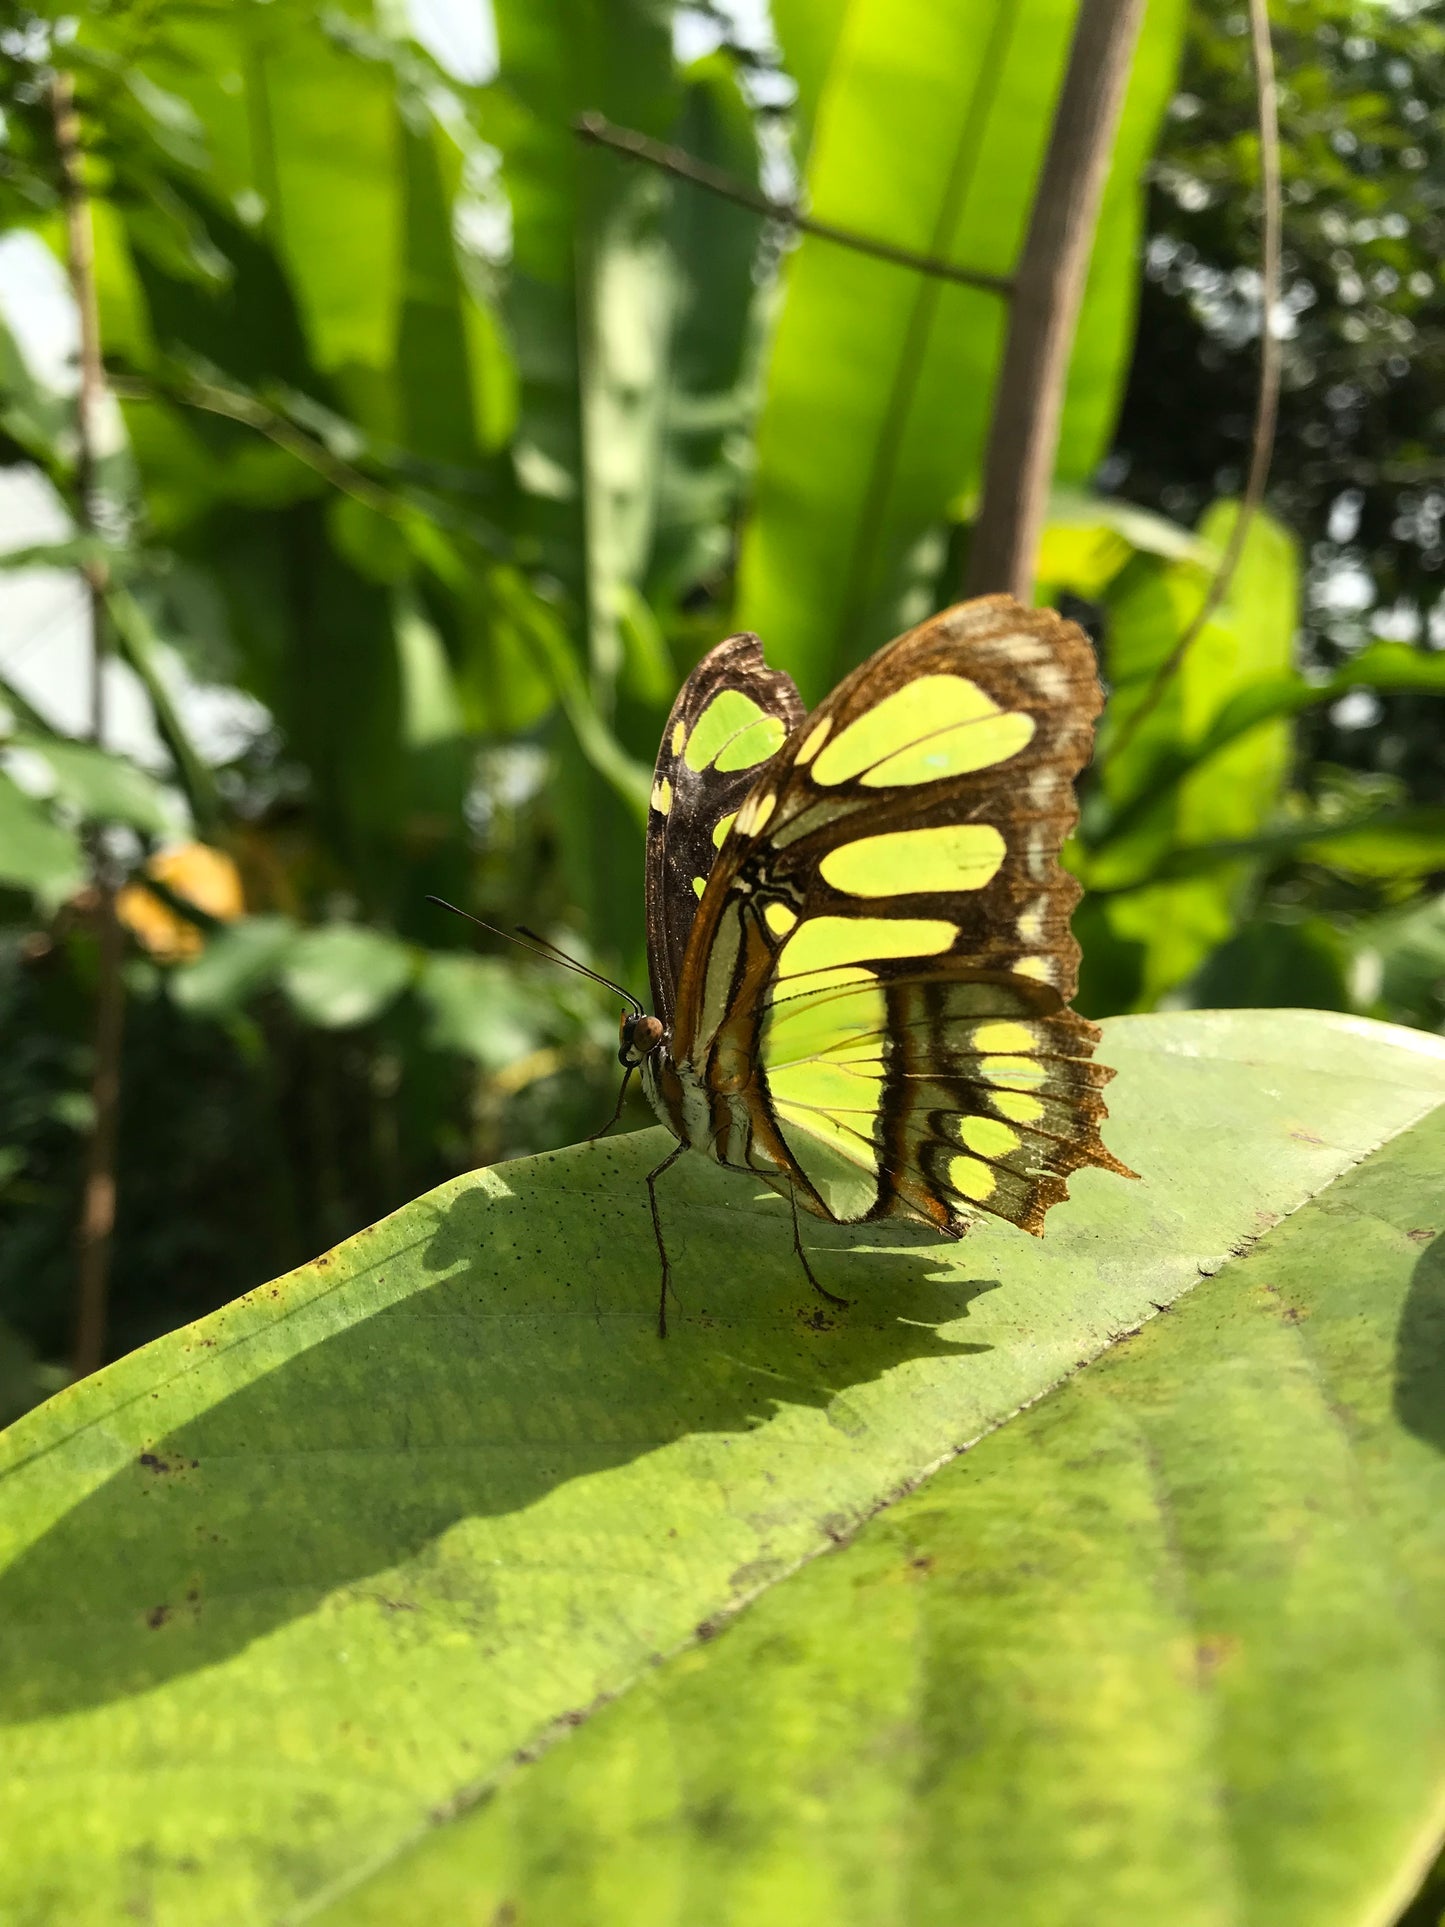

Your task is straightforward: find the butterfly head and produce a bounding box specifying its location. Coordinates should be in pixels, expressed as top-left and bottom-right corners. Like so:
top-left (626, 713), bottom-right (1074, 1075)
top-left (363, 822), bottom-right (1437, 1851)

top-left (618, 1011), bottom-right (665, 1068)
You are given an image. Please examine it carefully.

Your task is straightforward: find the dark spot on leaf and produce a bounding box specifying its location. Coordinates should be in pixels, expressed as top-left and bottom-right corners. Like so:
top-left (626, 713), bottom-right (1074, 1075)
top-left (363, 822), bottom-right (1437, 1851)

top-left (1290, 1128), bottom-right (1326, 1146)
top-left (146, 1605), bottom-right (170, 1630)
top-left (695, 1616), bottom-right (723, 1642)
top-left (138, 1453), bottom-right (168, 1473)
top-left (1407, 1228), bottom-right (1436, 1245)
top-left (1195, 1633), bottom-right (1239, 1679)
top-left (910, 1554), bottom-right (934, 1574)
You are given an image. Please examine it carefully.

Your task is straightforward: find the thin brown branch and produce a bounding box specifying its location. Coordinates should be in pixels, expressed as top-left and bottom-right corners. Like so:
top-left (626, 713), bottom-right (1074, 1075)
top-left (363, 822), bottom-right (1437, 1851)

top-left (574, 111), bottom-right (1014, 299)
top-left (1105, 0), bottom-right (1282, 758)
top-left (53, 69), bottom-right (126, 1381)
top-left (965, 0), bottom-right (1149, 599)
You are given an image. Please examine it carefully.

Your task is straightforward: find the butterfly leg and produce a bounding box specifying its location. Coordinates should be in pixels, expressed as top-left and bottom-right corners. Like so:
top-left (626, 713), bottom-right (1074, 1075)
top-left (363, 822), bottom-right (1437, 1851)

top-left (585, 1065), bottom-right (634, 1142)
top-left (789, 1180), bottom-right (852, 1312)
top-left (646, 1141), bottom-right (686, 1339)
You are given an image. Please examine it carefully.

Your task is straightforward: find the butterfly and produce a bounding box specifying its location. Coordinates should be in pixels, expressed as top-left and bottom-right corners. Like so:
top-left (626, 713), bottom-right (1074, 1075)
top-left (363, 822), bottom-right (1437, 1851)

top-left (610, 593), bottom-right (1137, 1335)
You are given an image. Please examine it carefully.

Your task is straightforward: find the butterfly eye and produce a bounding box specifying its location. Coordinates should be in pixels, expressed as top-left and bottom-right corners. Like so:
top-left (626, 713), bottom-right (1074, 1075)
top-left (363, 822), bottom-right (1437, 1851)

top-left (619, 1014), bottom-right (664, 1066)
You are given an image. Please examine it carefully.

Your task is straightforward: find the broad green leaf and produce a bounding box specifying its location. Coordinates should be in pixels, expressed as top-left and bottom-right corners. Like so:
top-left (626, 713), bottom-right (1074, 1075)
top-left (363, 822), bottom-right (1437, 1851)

top-left (1080, 502), bottom-right (1298, 1011)
top-left (771, 0), bottom-right (849, 166)
top-left (1, 1012), bottom-right (1443, 1923)
top-left (319, 1089), bottom-right (1445, 1927)
top-left (736, 0), bottom-right (1186, 697)
top-left (1354, 892), bottom-right (1445, 1032)
top-left (645, 55), bottom-right (767, 620)
top-left (0, 769), bottom-right (85, 909)
top-left (256, 17), bottom-right (403, 376)
top-left (1092, 641), bottom-right (1445, 849)
top-left (491, 0), bottom-right (677, 957)
top-left (280, 924), bottom-right (415, 1030)
top-left (1303, 808), bottom-right (1445, 882)
top-left (1189, 916), bottom-right (1353, 1012)
top-left (106, 589), bottom-right (223, 838)
top-left (1035, 487), bottom-right (1218, 601)
top-left (170, 915), bottom-right (301, 1018)
top-left (0, 307), bottom-right (72, 468)
top-left (416, 951), bottom-right (546, 1069)
top-left (9, 731), bottom-right (179, 837)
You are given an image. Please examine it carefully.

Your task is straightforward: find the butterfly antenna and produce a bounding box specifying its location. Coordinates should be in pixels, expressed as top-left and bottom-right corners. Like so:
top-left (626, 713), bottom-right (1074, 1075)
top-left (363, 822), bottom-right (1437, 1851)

top-left (426, 897), bottom-right (643, 1014)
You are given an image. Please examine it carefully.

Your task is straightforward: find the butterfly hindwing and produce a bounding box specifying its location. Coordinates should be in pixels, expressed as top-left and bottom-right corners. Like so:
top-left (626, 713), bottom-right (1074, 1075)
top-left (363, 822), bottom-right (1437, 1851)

top-left (669, 596), bottom-right (1133, 1237)
top-left (644, 632), bottom-right (804, 1027)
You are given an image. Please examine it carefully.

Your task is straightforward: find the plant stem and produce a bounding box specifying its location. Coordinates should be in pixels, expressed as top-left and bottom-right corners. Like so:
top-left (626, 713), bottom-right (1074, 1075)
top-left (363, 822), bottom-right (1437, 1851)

top-left (53, 68), bottom-right (126, 1380)
top-left (965, 0), bottom-right (1148, 600)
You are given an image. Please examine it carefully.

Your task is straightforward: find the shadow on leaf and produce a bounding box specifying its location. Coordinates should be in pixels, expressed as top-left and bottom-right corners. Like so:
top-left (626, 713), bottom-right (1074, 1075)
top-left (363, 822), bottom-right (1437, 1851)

top-left (0, 1139), bottom-right (997, 1724)
top-left (1395, 1227), bottom-right (1445, 1455)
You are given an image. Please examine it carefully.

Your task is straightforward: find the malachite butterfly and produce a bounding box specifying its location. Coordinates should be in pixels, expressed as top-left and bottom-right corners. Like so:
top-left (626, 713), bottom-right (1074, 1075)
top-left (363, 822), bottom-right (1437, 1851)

top-left (609, 594), bottom-right (1136, 1333)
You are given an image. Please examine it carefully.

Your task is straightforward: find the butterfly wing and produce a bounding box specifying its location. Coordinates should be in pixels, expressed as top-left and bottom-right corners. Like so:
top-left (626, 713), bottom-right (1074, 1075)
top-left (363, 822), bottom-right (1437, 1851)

top-left (645, 632), bottom-right (805, 1028)
top-left (668, 595), bottom-right (1134, 1236)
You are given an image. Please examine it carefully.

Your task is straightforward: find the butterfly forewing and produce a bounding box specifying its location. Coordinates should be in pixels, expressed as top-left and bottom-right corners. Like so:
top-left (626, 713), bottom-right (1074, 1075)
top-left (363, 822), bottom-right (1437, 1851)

top-left (644, 632), bottom-right (804, 1028)
top-left (670, 596), bottom-right (1134, 1238)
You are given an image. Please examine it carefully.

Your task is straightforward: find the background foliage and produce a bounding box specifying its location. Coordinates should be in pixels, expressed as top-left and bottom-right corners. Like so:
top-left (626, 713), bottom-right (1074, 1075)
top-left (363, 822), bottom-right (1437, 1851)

top-left (0, 0), bottom-right (1442, 1420)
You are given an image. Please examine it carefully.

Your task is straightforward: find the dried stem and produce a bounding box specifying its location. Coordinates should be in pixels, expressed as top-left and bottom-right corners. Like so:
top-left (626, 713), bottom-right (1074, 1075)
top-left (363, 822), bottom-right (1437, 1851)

top-left (1105, 0), bottom-right (1282, 758)
top-left (965, 0), bottom-right (1149, 599)
top-left (574, 112), bottom-right (1014, 298)
top-left (53, 68), bottom-right (126, 1380)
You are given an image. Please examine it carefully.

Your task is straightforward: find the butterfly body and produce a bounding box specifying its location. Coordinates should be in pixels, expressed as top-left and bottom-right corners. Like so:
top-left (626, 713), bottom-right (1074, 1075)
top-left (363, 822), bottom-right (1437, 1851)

top-left (622, 595), bottom-right (1135, 1320)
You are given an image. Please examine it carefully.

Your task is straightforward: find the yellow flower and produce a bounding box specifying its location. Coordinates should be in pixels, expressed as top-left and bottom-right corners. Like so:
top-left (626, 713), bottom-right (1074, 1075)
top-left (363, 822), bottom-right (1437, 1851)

top-left (116, 844), bottom-right (245, 962)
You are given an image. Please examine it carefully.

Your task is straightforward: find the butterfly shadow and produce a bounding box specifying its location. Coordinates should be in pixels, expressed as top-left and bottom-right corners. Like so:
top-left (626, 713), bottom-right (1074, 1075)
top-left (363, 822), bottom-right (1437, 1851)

top-left (0, 1143), bottom-right (1001, 1727)
top-left (1394, 1226), bottom-right (1445, 1456)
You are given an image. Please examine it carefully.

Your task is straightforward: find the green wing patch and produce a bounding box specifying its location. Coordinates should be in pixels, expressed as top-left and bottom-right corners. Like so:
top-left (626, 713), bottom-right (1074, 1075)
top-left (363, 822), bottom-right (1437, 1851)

top-left (644, 633), bottom-right (804, 1027)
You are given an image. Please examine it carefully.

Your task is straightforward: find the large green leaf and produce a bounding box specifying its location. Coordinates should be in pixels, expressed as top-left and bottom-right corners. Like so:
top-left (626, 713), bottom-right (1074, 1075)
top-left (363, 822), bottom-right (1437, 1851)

top-left (0, 769), bottom-right (86, 909)
top-left (1078, 501), bottom-right (1299, 1013)
top-left (322, 1087), bottom-right (1445, 1927)
top-left (736, 0), bottom-right (1186, 698)
top-left (1, 1012), bottom-right (1443, 1923)
top-left (9, 730), bottom-right (180, 837)
top-left (490, 0), bottom-right (677, 957)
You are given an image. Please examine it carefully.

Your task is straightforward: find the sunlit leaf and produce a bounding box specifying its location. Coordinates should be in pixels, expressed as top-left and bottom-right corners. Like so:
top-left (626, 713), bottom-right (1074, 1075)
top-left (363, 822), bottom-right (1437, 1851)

top-left (737, 0), bottom-right (1186, 696)
top-left (1, 1013), bottom-right (1442, 1921)
top-left (0, 771), bottom-right (85, 910)
top-left (281, 924), bottom-right (415, 1029)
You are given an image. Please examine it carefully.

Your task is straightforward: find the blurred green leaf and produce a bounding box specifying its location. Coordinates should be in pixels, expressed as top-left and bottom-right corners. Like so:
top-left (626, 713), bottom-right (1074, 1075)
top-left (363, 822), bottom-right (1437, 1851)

top-left (170, 915), bottom-right (301, 1019)
top-left (10, 732), bottom-right (179, 837)
top-left (1354, 892), bottom-right (1445, 1033)
top-left (1189, 916), bottom-right (1352, 1012)
top-left (416, 951), bottom-right (544, 1070)
top-left (643, 54), bottom-right (766, 620)
top-left (737, 0), bottom-right (1186, 696)
top-left (1303, 809), bottom-right (1445, 883)
top-left (281, 924), bottom-right (414, 1030)
top-left (105, 589), bottom-right (223, 838)
top-left (0, 771), bottom-right (86, 910)
top-left (1, 1013), bottom-right (1443, 1921)
top-left (1035, 488), bottom-right (1217, 601)
top-left (771, 0), bottom-right (849, 167)
top-left (0, 309), bottom-right (71, 470)
top-left (1081, 501), bottom-right (1299, 1010)
top-left (255, 16), bottom-right (403, 377)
